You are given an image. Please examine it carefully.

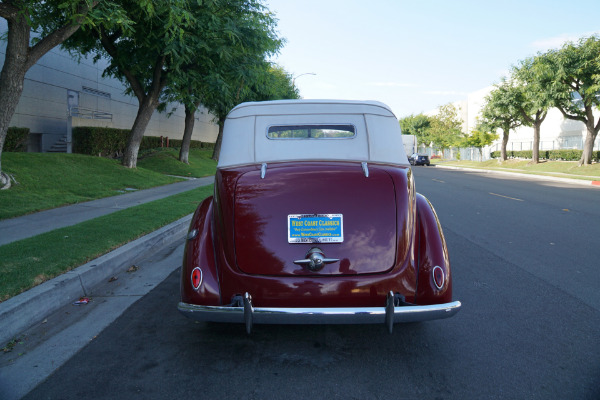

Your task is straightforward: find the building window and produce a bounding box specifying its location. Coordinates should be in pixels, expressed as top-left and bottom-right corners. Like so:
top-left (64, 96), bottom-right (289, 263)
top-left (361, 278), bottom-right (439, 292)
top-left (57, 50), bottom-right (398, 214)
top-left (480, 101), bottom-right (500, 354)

top-left (82, 86), bottom-right (111, 99)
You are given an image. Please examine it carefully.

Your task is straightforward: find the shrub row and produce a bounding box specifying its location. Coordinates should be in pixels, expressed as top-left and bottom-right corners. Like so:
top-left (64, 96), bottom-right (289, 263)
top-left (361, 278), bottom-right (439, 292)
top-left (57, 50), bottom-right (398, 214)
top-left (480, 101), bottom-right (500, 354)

top-left (167, 138), bottom-right (214, 150)
top-left (73, 126), bottom-right (214, 157)
top-left (4, 127), bottom-right (30, 152)
top-left (490, 149), bottom-right (600, 161)
top-left (73, 127), bottom-right (129, 156)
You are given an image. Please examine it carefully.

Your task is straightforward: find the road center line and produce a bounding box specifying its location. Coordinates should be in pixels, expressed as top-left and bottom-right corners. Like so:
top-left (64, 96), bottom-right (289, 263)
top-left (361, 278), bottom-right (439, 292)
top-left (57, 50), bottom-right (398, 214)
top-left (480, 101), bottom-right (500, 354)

top-left (489, 192), bottom-right (524, 202)
top-left (432, 179), bottom-right (445, 183)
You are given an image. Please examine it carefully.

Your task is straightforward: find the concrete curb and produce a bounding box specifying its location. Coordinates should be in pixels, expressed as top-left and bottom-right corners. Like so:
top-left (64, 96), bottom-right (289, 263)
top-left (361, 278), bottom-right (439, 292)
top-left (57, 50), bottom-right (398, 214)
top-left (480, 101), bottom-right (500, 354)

top-left (435, 164), bottom-right (600, 187)
top-left (0, 214), bottom-right (192, 346)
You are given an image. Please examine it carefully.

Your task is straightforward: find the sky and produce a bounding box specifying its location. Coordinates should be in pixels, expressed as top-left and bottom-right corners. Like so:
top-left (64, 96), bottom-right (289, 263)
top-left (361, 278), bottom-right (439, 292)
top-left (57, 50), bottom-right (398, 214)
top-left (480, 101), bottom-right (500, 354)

top-left (265, 0), bottom-right (600, 118)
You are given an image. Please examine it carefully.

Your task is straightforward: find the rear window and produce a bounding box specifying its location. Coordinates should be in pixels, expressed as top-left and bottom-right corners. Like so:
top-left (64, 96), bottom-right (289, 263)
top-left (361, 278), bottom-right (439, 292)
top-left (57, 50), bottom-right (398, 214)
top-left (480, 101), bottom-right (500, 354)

top-left (267, 124), bottom-right (355, 139)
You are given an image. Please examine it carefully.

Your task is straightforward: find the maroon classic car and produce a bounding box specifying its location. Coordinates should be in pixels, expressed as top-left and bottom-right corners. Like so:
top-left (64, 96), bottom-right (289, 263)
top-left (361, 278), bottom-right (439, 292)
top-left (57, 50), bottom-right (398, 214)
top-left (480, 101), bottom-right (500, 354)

top-left (178, 100), bottom-right (461, 333)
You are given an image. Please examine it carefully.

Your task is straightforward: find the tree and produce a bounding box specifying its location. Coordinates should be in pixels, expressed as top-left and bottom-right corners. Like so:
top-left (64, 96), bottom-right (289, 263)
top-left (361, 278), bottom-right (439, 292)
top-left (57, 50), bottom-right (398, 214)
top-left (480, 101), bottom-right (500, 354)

top-left (427, 103), bottom-right (463, 152)
top-left (66, 0), bottom-right (196, 168)
top-left (510, 57), bottom-right (552, 163)
top-left (479, 80), bottom-right (523, 161)
top-left (399, 113), bottom-right (431, 145)
top-left (179, 0), bottom-right (289, 162)
top-left (157, 0), bottom-right (284, 164)
top-left (0, 0), bottom-right (130, 187)
top-left (250, 64), bottom-right (298, 101)
top-left (208, 62), bottom-right (299, 161)
top-left (463, 125), bottom-right (498, 160)
top-left (539, 36), bottom-right (600, 166)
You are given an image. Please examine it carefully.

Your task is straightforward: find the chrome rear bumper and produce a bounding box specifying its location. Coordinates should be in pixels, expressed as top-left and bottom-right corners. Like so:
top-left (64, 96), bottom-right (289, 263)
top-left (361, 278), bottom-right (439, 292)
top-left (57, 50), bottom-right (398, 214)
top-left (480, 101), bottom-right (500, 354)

top-left (178, 292), bottom-right (461, 334)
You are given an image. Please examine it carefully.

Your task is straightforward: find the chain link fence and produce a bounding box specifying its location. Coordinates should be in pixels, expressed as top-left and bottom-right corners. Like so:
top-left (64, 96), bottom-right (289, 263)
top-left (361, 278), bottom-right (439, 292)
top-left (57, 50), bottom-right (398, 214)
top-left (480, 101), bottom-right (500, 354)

top-left (417, 134), bottom-right (600, 161)
top-left (416, 146), bottom-right (491, 161)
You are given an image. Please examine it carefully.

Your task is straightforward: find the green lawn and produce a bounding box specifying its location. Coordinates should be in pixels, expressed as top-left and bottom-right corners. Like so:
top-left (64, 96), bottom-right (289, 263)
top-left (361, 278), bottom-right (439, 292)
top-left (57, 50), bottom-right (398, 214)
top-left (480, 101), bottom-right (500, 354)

top-left (0, 148), bottom-right (217, 302)
top-left (137, 148), bottom-right (217, 178)
top-left (0, 150), bottom-right (217, 220)
top-left (0, 185), bottom-right (213, 301)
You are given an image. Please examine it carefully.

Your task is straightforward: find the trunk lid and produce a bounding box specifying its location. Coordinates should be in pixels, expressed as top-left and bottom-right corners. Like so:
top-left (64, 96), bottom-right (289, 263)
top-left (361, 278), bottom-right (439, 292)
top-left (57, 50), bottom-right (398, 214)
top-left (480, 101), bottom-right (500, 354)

top-left (233, 162), bottom-right (399, 276)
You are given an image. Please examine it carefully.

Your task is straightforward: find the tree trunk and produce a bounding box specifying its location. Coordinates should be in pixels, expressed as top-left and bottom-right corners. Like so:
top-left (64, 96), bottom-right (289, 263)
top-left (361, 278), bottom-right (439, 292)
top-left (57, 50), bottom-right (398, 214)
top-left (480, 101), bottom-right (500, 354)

top-left (119, 54), bottom-right (167, 169)
top-left (532, 122), bottom-right (541, 164)
top-left (122, 95), bottom-right (159, 168)
top-left (179, 102), bottom-right (199, 164)
top-left (211, 120), bottom-right (225, 162)
top-left (530, 110), bottom-right (547, 164)
top-left (579, 119), bottom-right (599, 166)
top-left (0, 16), bottom-right (29, 182)
top-left (501, 129), bottom-right (509, 161)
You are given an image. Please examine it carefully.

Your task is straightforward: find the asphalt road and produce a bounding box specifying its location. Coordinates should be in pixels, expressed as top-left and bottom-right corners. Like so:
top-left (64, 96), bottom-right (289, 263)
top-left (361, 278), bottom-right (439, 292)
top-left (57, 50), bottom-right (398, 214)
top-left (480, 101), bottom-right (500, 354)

top-left (23, 167), bottom-right (600, 400)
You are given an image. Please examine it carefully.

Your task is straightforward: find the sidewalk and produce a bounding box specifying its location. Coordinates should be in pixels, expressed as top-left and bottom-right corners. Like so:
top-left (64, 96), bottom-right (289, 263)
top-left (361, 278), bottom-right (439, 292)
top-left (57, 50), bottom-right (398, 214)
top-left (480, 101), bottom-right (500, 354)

top-left (0, 176), bottom-right (214, 246)
top-left (0, 176), bottom-right (214, 346)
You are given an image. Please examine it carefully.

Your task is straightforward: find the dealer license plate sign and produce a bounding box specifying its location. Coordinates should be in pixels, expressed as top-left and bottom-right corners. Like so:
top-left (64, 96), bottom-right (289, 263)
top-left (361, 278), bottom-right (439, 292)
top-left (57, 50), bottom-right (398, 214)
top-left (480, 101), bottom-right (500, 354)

top-left (288, 214), bottom-right (343, 243)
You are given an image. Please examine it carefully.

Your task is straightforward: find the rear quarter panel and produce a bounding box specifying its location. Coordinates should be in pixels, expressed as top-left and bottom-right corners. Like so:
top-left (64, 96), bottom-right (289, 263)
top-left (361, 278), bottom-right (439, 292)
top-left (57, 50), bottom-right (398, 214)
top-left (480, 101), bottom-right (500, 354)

top-left (414, 193), bottom-right (453, 304)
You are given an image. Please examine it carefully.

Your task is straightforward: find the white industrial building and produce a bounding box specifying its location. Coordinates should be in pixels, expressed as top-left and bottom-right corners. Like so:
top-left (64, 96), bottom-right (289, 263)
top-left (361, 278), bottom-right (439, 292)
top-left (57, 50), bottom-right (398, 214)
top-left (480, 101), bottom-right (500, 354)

top-left (423, 86), bottom-right (599, 160)
top-left (0, 20), bottom-right (219, 153)
top-left (463, 87), bottom-right (598, 153)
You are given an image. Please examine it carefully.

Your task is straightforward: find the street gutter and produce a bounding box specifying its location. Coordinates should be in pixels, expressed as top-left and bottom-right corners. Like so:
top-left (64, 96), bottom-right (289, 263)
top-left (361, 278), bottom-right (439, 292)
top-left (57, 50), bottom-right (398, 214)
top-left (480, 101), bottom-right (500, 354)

top-left (0, 214), bottom-right (192, 346)
top-left (435, 164), bottom-right (600, 187)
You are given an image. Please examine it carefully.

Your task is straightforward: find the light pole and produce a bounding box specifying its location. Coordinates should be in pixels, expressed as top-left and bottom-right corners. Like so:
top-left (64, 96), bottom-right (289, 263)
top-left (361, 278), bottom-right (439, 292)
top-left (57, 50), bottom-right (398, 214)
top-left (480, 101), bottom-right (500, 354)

top-left (292, 72), bottom-right (316, 87)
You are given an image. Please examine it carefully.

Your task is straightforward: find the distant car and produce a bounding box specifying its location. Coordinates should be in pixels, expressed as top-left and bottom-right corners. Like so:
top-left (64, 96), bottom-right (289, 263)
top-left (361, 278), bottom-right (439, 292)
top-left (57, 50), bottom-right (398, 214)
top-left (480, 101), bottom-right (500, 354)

top-left (410, 153), bottom-right (430, 166)
top-left (178, 99), bottom-right (460, 334)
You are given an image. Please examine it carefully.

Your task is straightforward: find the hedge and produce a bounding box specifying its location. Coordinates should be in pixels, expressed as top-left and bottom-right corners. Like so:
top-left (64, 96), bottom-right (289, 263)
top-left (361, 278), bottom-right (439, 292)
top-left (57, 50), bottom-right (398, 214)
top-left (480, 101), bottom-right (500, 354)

top-left (73, 127), bottom-right (129, 157)
top-left (490, 149), bottom-right (600, 162)
top-left (4, 127), bottom-right (30, 152)
top-left (73, 126), bottom-right (214, 157)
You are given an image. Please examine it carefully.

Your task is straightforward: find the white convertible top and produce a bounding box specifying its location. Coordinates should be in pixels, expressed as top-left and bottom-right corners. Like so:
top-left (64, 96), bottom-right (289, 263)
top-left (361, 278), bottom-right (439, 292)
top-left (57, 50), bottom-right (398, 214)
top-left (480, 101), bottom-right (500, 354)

top-left (218, 99), bottom-right (409, 168)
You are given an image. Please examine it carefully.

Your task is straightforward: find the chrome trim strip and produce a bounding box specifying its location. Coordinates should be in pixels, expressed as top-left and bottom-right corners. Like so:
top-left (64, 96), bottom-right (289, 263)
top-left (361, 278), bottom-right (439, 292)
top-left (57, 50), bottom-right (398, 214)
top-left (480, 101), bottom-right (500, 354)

top-left (260, 163), bottom-right (267, 179)
top-left (361, 162), bottom-right (369, 177)
top-left (178, 300), bottom-right (461, 325)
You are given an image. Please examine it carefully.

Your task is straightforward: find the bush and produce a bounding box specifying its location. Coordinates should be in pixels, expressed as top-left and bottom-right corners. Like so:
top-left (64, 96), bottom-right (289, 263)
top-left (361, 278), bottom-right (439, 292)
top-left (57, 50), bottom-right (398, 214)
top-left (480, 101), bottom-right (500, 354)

top-left (73, 127), bottom-right (129, 157)
top-left (490, 149), bottom-right (599, 161)
top-left (547, 149), bottom-right (582, 161)
top-left (167, 138), bottom-right (213, 149)
top-left (73, 126), bottom-right (215, 156)
top-left (140, 136), bottom-right (162, 150)
top-left (4, 127), bottom-right (30, 152)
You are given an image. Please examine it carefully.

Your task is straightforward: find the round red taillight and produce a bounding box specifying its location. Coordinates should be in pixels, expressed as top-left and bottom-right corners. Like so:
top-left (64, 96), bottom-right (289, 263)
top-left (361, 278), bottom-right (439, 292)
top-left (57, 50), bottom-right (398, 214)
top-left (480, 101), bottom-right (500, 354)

top-left (191, 267), bottom-right (203, 290)
top-left (432, 266), bottom-right (445, 290)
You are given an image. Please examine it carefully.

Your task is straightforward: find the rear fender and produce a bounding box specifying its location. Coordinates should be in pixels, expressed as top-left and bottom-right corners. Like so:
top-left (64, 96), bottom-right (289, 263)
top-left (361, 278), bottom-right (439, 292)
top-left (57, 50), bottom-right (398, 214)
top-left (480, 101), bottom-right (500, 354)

top-left (180, 196), bottom-right (221, 306)
top-left (414, 193), bottom-right (452, 304)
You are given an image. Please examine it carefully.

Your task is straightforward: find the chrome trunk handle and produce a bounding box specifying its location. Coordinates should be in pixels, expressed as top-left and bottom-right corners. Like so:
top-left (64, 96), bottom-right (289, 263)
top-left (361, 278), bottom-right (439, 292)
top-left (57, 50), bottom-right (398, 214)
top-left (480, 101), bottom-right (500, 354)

top-left (294, 247), bottom-right (339, 271)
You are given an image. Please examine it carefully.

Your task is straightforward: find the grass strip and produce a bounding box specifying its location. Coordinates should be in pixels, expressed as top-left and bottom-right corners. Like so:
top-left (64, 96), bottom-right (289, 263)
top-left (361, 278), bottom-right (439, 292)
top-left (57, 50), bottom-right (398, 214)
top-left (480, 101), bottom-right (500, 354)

top-left (0, 185), bottom-right (213, 301)
top-left (440, 160), bottom-right (600, 180)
